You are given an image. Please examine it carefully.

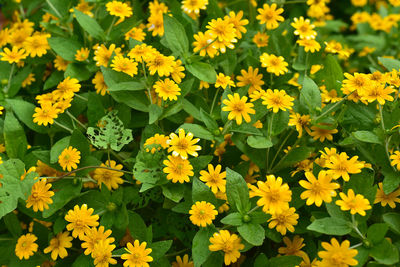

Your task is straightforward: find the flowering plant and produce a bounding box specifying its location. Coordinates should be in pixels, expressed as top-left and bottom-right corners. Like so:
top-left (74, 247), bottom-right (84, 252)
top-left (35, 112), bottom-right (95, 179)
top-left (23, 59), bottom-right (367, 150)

top-left (1, 0), bottom-right (400, 266)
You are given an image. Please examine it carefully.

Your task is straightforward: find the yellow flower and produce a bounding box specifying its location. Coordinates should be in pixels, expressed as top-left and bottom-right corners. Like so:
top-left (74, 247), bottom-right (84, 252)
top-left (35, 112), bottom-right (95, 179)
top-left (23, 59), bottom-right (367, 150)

top-left (390, 151), bottom-right (400, 170)
top-left (94, 44), bottom-right (121, 67)
top-left (54, 55), bottom-right (69, 71)
top-left (81, 226), bottom-right (115, 256)
top-left (206, 18), bottom-right (237, 43)
top-left (209, 230), bottom-right (244, 265)
top-left (262, 89), bottom-right (294, 113)
top-left (278, 235), bottom-right (307, 258)
top-left (325, 152), bottom-right (364, 181)
top-left (172, 254), bottom-right (194, 267)
top-left (288, 113), bottom-right (311, 138)
top-left (163, 155), bottom-right (194, 183)
top-left (375, 182), bottom-right (400, 208)
top-left (92, 160), bottom-right (124, 190)
top-left (125, 26), bottom-right (146, 42)
top-left (268, 207), bottom-right (299, 235)
top-left (307, 125), bottom-right (338, 142)
top-left (252, 32), bottom-right (269, 48)
top-left (189, 201), bottom-right (218, 227)
top-left (144, 133), bottom-right (170, 153)
top-left (128, 44), bottom-right (157, 63)
top-left (215, 73), bottom-right (235, 89)
top-left (225, 11), bottom-right (249, 39)
top-left (199, 164), bottom-right (226, 193)
top-left (351, 0), bottom-right (367, 6)
top-left (54, 77), bottom-right (81, 99)
top-left (15, 233), bottom-right (38, 260)
top-left (106, 1), bottom-right (133, 20)
top-left (167, 128), bottom-right (201, 159)
top-left (121, 240), bottom-right (153, 267)
top-left (26, 178), bottom-right (54, 212)
top-left (24, 32), bottom-right (50, 57)
top-left (318, 238), bottom-right (358, 266)
top-left (310, 64), bottom-right (323, 75)
top-left (93, 239), bottom-right (117, 267)
top-left (193, 31), bottom-right (218, 58)
top-left (154, 78), bottom-right (181, 101)
top-left (9, 29), bottom-right (31, 48)
top-left (291, 16), bottom-right (317, 39)
top-left (146, 53), bottom-right (175, 77)
top-left (297, 39), bottom-right (321, 53)
top-left (249, 175), bottom-right (292, 214)
top-left (65, 204), bottom-right (100, 239)
top-left (260, 53), bottom-right (289, 76)
top-left (58, 146), bottom-right (81, 171)
top-left (0, 46), bottom-right (28, 63)
top-left (182, 0), bottom-right (208, 15)
top-left (171, 59), bottom-right (185, 84)
top-left (43, 232), bottom-right (73, 260)
top-left (299, 171), bottom-right (339, 207)
top-left (222, 93), bottom-right (255, 125)
top-left (75, 47), bottom-right (90, 61)
top-left (336, 189), bottom-right (372, 216)
top-left (71, 0), bottom-right (94, 17)
top-left (33, 103), bottom-right (59, 126)
top-left (256, 3), bottom-right (284, 30)
top-left (0, 28), bottom-right (10, 47)
top-left (92, 71), bottom-right (109, 96)
top-left (360, 82), bottom-right (395, 105)
top-left (147, 13), bottom-right (165, 37)
top-left (237, 67), bottom-right (264, 93)
top-left (22, 73), bottom-right (35, 88)
top-left (111, 55), bottom-right (138, 77)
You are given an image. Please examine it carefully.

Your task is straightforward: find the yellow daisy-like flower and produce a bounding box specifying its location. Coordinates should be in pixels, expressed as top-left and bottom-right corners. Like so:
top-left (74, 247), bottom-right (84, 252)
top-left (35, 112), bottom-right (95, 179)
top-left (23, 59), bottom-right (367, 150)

top-left (215, 73), bottom-right (235, 89)
top-left (192, 31), bottom-right (218, 58)
top-left (189, 201), bottom-right (218, 227)
top-left (128, 44), bottom-right (157, 63)
top-left (209, 230), bottom-right (244, 265)
top-left (147, 13), bottom-right (165, 37)
top-left (390, 151), bottom-right (400, 170)
top-left (92, 160), bottom-right (124, 190)
top-left (182, 0), bottom-right (208, 15)
top-left (26, 178), bottom-right (54, 212)
top-left (146, 53), bottom-right (175, 77)
top-left (268, 207), bottom-right (299, 235)
top-left (299, 171), bottom-right (339, 207)
top-left (0, 46), bottom-right (28, 63)
top-left (125, 26), bottom-right (146, 42)
top-left (325, 152), bottom-right (364, 181)
top-left (222, 93), bottom-right (255, 125)
top-left (206, 18), bottom-right (237, 43)
top-left (22, 73), bottom-right (35, 88)
top-left (256, 3), bottom-right (284, 30)
top-left (75, 47), bottom-right (90, 61)
top-left (58, 146), bottom-right (81, 172)
top-left (93, 239), bottom-right (117, 267)
top-left (33, 103), bottom-right (59, 126)
top-left (81, 226), bottom-right (115, 256)
top-left (291, 16), bottom-right (317, 39)
top-left (318, 238), bottom-right (358, 266)
top-left (278, 235), bottom-right (307, 258)
top-left (335, 189), bottom-right (372, 216)
top-left (374, 182), bottom-right (400, 208)
top-left (43, 232), bottom-right (73, 261)
top-left (171, 59), bottom-right (186, 84)
top-left (297, 39), bottom-right (321, 53)
top-left (15, 233), bottom-right (39, 260)
top-left (54, 76), bottom-right (81, 100)
top-left (261, 89), bottom-right (294, 113)
top-left (92, 71), bottom-right (109, 96)
top-left (260, 53), bottom-right (289, 76)
top-left (360, 82), bottom-right (395, 105)
top-left (121, 240), bottom-right (153, 267)
top-left (163, 155), bottom-right (194, 183)
top-left (252, 32), bottom-right (269, 48)
top-left (24, 32), bottom-right (51, 57)
top-left (249, 175), bottom-right (292, 214)
top-left (237, 67), bottom-right (264, 93)
top-left (307, 125), bottom-right (338, 142)
top-left (199, 164), bottom-right (226, 193)
top-left (54, 55), bottom-right (69, 71)
top-left (144, 133), bottom-right (170, 153)
top-left (94, 44), bottom-right (121, 67)
top-left (172, 254), bottom-right (194, 267)
top-left (65, 204), bottom-right (100, 239)
top-left (226, 11), bottom-right (249, 39)
top-left (154, 78), bottom-right (181, 101)
top-left (111, 55), bottom-right (138, 77)
top-left (167, 128), bottom-right (201, 159)
top-left (288, 113), bottom-right (311, 138)
top-left (106, 1), bottom-right (133, 20)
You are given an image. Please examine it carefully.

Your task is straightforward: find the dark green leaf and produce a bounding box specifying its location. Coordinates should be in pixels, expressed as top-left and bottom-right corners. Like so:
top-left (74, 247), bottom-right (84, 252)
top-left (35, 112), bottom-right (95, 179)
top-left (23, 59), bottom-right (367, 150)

top-left (300, 76), bottom-right (321, 112)
top-left (247, 136), bottom-right (273, 149)
top-left (369, 238), bottom-right (399, 265)
top-left (6, 99), bottom-right (48, 133)
top-left (108, 81), bottom-right (145, 91)
top-left (226, 168), bottom-right (250, 214)
top-left (238, 223), bottom-right (265, 246)
top-left (307, 217), bottom-right (352, 235)
top-left (323, 55), bottom-right (343, 90)
top-left (163, 14), bottom-right (189, 56)
top-left (4, 111), bottom-right (27, 159)
top-left (74, 9), bottom-right (105, 40)
top-left (151, 240), bottom-right (172, 261)
top-left (186, 62), bottom-right (217, 83)
top-left (179, 123), bottom-right (214, 141)
top-left (383, 213), bottom-right (400, 235)
top-left (193, 227), bottom-right (215, 267)
top-left (200, 108), bottom-right (219, 132)
top-left (220, 212), bottom-right (243, 226)
top-left (192, 177), bottom-right (218, 206)
top-left (378, 57), bottom-right (400, 71)
top-left (149, 104), bottom-right (163, 124)
top-left (50, 136), bottom-right (70, 163)
top-left (352, 131), bottom-right (381, 144)
top-left (267, 256), bottom-right (302, 267)
top-left (48, 37), bottom-right (81, 61)
top-left (367, 223), bottom-right (388, 245)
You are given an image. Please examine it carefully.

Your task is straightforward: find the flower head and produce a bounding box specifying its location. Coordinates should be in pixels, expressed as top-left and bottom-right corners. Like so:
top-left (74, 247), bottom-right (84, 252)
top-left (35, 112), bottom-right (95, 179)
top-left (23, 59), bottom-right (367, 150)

top-left (92, 160), bottom-right (124, 190)
top-left (262, 89), bottom-right (294, 113)
top-left (147, 53), bottom-right (175, 77)
top-left (58, 146), bottom-right (81, 171)
top-left (199, 164), bottom-right (226, 193)
top-left (111, 55), bottom-right (138, 77)
top-left (65, 204), bottom-right (99, 239)
top-left (24, 32), bottom-right (50, 57)
top-left (237, 66), bottom-right (264, 93)
top-left (206, 18), bottom-right (237, 43)
top-left (325, 152), bottom-right (364, 181)
top-left (189, 201), bottom-right (218, 227)
top-left (167, 128), bottom-right (201, 159)
top-left (33, 103), bottom-right (59, 126)
top-left (163, 155), bottom-right (194, 183)
top-left (256, 3), bottom-right (284, 30)
top-left (81, 226), bottom-right (115, 256)
top-left (43, 232), bottom-right (73, 260)
top-left (93, 239), bottom-right (117, 267)
top-left (215, 73), bottom-right (235, 89)
top-left (172, 254), bottom-right (194, 267)
top-left (182, 0), bottom-right (208, 15)
top-left (299, 171), bottom-right (339, 207)
top-left (92, 71), bottom-right (109, 96)
top-left (288, 113), bottom-right (311, 138)
top-left (121, 240), bottom-right (153, 267)
top-left (26, 178), bottom-right (54, 212)
top-left (154, 78), bottom-right (181, 101)
top-left (291, 16), bottom-right (317, 39)
top-left (278, 235), bottom-right (307, 258)
top-left (375, 182), bottom-right (400, 208)
top-left (0, 47), bottom-right (28, 63)
top-left (335, 189), bottom-right (372, 216)
top-left (15, 233), bottom-right (38, 260)
top-left (260, 53), bottom-right (289, 76)
top-left (318, 238), bottom-right (358, 266)
top-left (75, 47), bottom-right (90, 61)
top-left (222, 93), bottom-right (255, 125)
top-left (209, 230), bottom-right (244, 265)
top-left (106, 1), bottom-right (133, 20)
top-left (268, 207), bottom-right (299, 235)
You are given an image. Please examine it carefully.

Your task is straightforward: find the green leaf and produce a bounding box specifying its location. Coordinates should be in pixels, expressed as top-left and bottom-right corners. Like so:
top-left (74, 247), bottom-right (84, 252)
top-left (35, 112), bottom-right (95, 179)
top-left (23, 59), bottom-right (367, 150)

top-left (271, 111), bottom-right (290, 136)
top-left (0, 159), bottom-right (37, 219)
top-left (163, 14), bottom-right (189, 56)
top-left (352, 131), bottom-right (381, 144)
top-left (221, 212), bottom-right (243, 226)
top-left (200, 108), bottom-right (219, 132)
top-left (382, 172), bottom-right (400, 194)
top-left (64, 63), bottom-right (91, 81)
top-left (48, 37), bottom-right (81, 61)
top-left (189, 155), bottom-right (213, 173)
top-left (378, 57), bottom-right (400, 71)
top-left (128, 211), bottom-right (150, 242)
top-left (307, 217), bottom-right (352, 235)
top-left (237, 223), bottom-right (265, 246)
top-left (300, 76), bottom-right (321, 112)
top-left (42, 179), bottom-right (82, 218)
top-left (162, 183), bottom-right (184, 202)
top-left (69, 129), bottom-right (90, 159)
top-left (3, 212), bottom-right (22, 237)
top-left (110, 91), bottom-right (149, 112)
top-left (149, 104), bottom-right (163, 124)
top-left (255, 253), bottom-right (269, 267)
top-left (87, 111), bottom-right (133, 151)
top-left (186, 62), bottom-right (217, 83)
top-left (367, 223), bottom-right (388, 245)
top-left (50, 136), bottom-right (70, 163)
top-left (250, 211), bottom-right (271, 224)
top-left (150, 240), bottom-right (172, 261)
top-left (179, 123), bottom-right (214, 141)
top-left (4, 111), bottom-right (27, 159)
top-left (267, 256), bottom-right (303, 267)
top-left (273, 146), bottom-right (314, 171)
top-left (182, 99), bottom-right (201, 120)
top-left (192, 177), bottom-right (218, 206)
top-left (369, 238), bottom-right (399, 265)
top-left (74, 9), bottom-right (105, 40)
top-left (226, 168), bottom-right (250, 214)
top-left (193, 227), bottom-right (215, 267)
top-left (323, 55), bottom-right (343, 90)
top-left (383, 213), bottom-right (400, 235)
top-left (247, 136), bottom-right (273, 149)
top-left (107, 81), bottom-right (145, 91)
top-left (72, 254), bottom-right (95, 267)
top-left (6, 99), bottom-right (48, 133)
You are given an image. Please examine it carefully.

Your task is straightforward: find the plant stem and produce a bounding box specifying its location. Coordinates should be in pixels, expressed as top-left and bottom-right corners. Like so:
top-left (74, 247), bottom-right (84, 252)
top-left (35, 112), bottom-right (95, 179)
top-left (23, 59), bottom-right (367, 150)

top-left (270, 130), bottom-right (293, 168)
top-left (379, 104), bottom-right (396, 171)
top-left (4, 63), bottom-right (15, 94)
top-left (165, 248), bottom-right (190, 257)
top-left (53, 166), bottom-right (133, 181)
top-left (221, 120), bottom-right (233, 135)
top-left (349, 243), bottom-right (363, 249)
top-left (271, 137), bottom-right (301, 172)
top-left (66, 111), bottom-right (87, 130)
top-left (53, 120), bottom-right (73, 133)
top-left (283, 0), bottom-right (307, 4)
top-left (210, 87), bottom-right (220, 114)
top-left (266, 113), bottom-right (275, 172)
top-left (247, 205), bottom-right (260, 214)
top-left (45, 0), bottom-right (62, 18)
top-left (106, 16), bottom-right (117, 38)
top-left (142, 61), bottom-right (152, 104)
top-left (74, 93), bottom-right (88, 101)
top-left (351, 214), bottom-right (366, 240)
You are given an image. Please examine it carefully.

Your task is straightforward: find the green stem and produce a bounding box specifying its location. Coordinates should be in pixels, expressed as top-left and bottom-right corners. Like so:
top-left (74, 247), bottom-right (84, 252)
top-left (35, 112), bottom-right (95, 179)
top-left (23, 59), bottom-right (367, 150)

top-left (349, 243), bottom-right (363, 249)
top-left (247, 205), bottom-right (260, 214)
top-left (142, 61), bottom-right (152, 104)
top-left (270, 130), bottom-right (293, 168)
top-left (351, 214), bottom-right (366, 240)
top-left (270, 73), bottom-right (273, 88)
top-left (106, 16), bottom-right (117, 38)
top-left (165, 248), bottom-right (190, 258)
top-left (53, 120), bottom-right (73, 133)
top-left (45, 0), bottom-right (62, 18)
top-left (266, 113), bottom-right (275, 172)
top-left (283, 0), bottom-right (307, 4)
top-left (210, 87), bottom-right (221, 114)
top-left (271, 137), bottom-right (301, 172)
top-left (221, 120), bottom-right (233, 135)
top-left (304, 52), bottom-right (309, 76)
top-left (4, 63), bottom-right (15, 94)
top-left (314, 98), bottom-right (345, 122)
top-left (66, 111), bottom-right (87, 130)
top-left (74, 93), bottom-right (88, 101)
top-left (19, 3), bottom-right (26, 19)
top-left (379, 104), bottom-right (396, 171)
